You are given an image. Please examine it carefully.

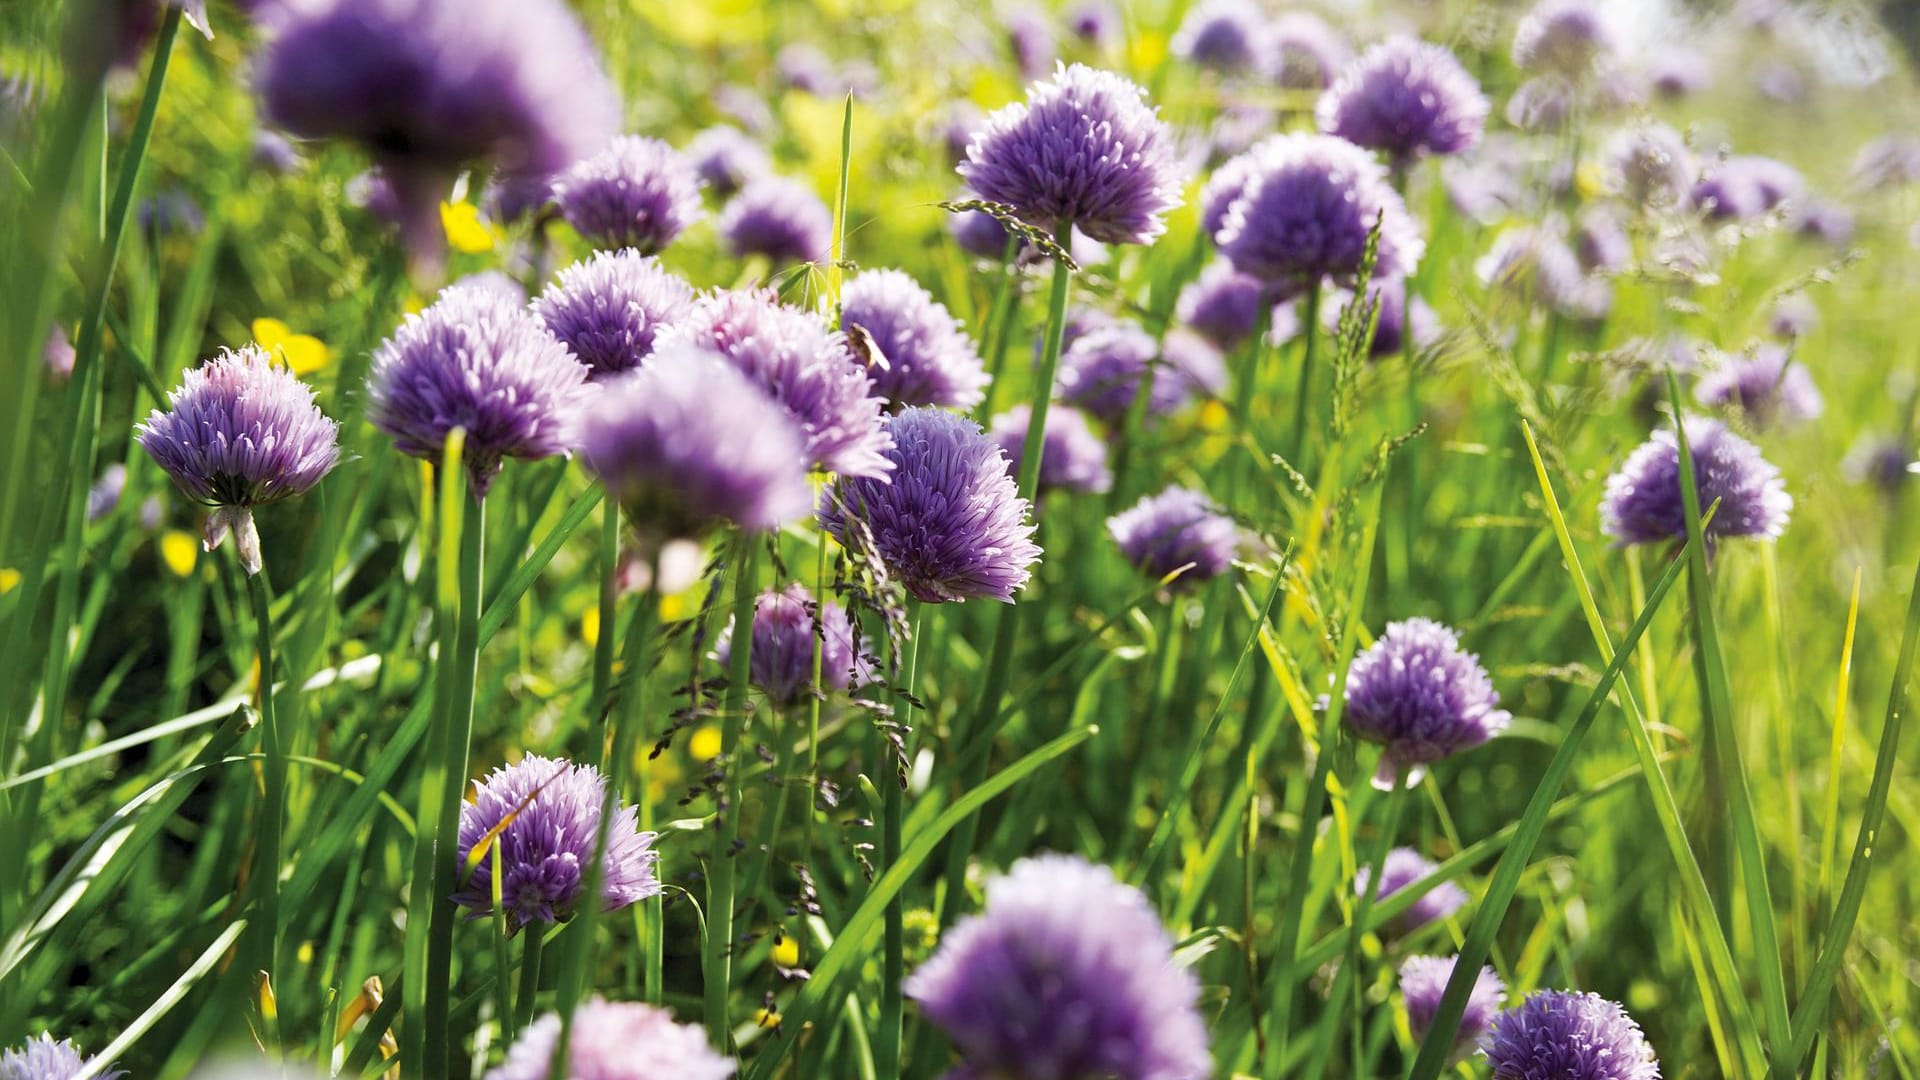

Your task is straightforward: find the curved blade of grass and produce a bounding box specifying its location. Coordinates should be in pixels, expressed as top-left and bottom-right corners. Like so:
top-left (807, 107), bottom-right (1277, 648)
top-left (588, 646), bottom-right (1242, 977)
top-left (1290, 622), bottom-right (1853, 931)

top-left (71, 918), bottom-right (247, 1080)
top-left (742, 724), bottom-right (1098, 1080)
top-left (1406, 534), bottom-right (1689, 1080)
top-left (1663, 374), bottom-right (1793, 1072)
top-left (1521, 419), bottom-right (1765, 1072)
top-left (1818, 568), bottom-right (1864, 905)
top-left (1786, 555), bottom-right (1920, 1067)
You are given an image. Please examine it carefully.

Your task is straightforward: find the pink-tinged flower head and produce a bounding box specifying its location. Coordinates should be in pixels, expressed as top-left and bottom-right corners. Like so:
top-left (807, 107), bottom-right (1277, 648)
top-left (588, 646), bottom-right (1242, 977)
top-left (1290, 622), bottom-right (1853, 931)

top-left (137, 346), bottom-right (341, 574)
top-left (1485, 990), bottom-right (1661, 1080)
top-left (906, 854), bottom-right (1211, 1080)
top-left (664, 289), bottom-right (893, 478)
top-left (841, 269), bottom-right (989, 411)
top-left (1316, 37), bottom-right (1488, 169)
top-left (576, 346), bottom-right (814, 540)
top-left (1344, 617), bottom-right (1509, 787)
top-left (820, 408), bottom-right (1040, 604)
top-left (1600, 417), bottom-right (1793, 547)
top-left (368, 280), bottom-right (588, 497)
top-left (454, 754), bottom-right (659, 930)
top-left (487, 999), bottom-right (733, 1080)
top-left (552, 135), bottom-right (705, 254)
top-left (534, 250), bottom-right (695, 380)
top-left (1215, 133), bottom-right (1424, 286)
top-left (960, 63), bottom-right (1185, 245)
top-left (719, 177), bottom-right (833, 265)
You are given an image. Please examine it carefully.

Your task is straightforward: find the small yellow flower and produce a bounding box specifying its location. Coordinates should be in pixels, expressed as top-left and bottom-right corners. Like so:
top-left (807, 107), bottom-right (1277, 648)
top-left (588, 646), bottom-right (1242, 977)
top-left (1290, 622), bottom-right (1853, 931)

top-left (689, 724), bottom-right (723, 761)
top-left (1575, 162), bottom-right (1606, 202)
top-left (440, 200), bottom-right (500, 254)
top-left (581, 606), bottom-right (601, 647)
top-left (160, 530), bottom-right (199, 577)
top-left (1198, 400), bottom-right (1230, 432)
top-left (1130, 30), bottom-right (1168, 72)
top-left (771, 933), bottom-right (800, 968)
top-left (252, 317), bottom-right (331, 375)
top-left (0, 568), bottom-right (18, 594)
top-left (754, 1007), bottom-right (781, 1029)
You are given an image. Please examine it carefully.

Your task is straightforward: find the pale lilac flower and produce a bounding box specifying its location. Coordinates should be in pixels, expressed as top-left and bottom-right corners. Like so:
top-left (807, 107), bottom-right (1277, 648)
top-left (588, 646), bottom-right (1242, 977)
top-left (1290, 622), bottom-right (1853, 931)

top-left (1344, 618), bottom-right (1509, 787)
top-left (841, 269), bottom-right (989, 411)
top-left (719, 177), bottom-right (833, 265)
top-left (1401, 955), bottom-right (1505, 1052)
top-left (488, 999), bottom-right (733, 1080)
top-left (1316, 37), bottom-right (1488, 169)
top-left (988, 404), bottom-right (1112, 495)
top-left (534, 250), bottom-right (695, 380)
top-left (1485, 990), bottom-right (1660, 1080)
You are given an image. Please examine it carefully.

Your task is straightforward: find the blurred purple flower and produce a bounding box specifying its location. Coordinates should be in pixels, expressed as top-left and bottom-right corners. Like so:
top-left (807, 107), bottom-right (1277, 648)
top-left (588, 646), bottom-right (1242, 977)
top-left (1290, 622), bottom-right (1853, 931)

top-left (1695, 346), bottom-right (1823, 428)
top-left (1323, 280), bottom-right (1440, 359)
top-left (1691, 155), bottom-right (1803, 221)
top-left (1004, 5), bottom-right (1057, 80)
top-left (1767, 294), bottom-right (1818, 340)
top-left (1600, 416), bottom-right (1792, 546)
top-left (713, 583), bottom-right (874, 705)
top-left (487, 999), bottom-right (732, 1080)
top-left (1606, 123), bottom-right (1695, 208)
top-left (1504, 76), bottom-right (1575, 133)
top-left (1316, 37), bottom-right (1488, 170)
top-left (1845, 433), bottom-right (1914, 493)
top-left (989, 404), bottom-right (1112, 495)
top-left (534, 250), bottom-right (695, 380)
top-left (1056, 323), bottom-right (1204, 425)
top-left (1214, 133), bottom-right (1424, 286)
top-left (1066, 0), bottom-right (1121, 47)
top-left (87, 463), bottom-right (127, 524)
top-left (841, 268), bottom-right (989, 411)
top-left (1171, 0), bottom-right (1263, 75)
top-left (1646, 47), bottom-right (1712, 98)
top-left (1108, 485), bottom-right (1238, 587)
top-left (251, 130), bottom-right (302, 173)
top-left (1401, 955), bottom-right (1505, 1053)
top-left (1852, 135), bottom-right (1920, 192)
top-left (685, 126), bottom-right (772, 199)
top-left (1574, 205), bottom-right (1631, 273)
top-left (1177, 261), bottom-right (1273, 352)
top-left (719, 177), bottom-right (833, 265)
top-left (43, 325), bottom-right (75, 386)
top-left (1357, 847), bottom-right (1468, 935)
top-left (1267, 13), bottom-right (1349, 90)
top-left (552, 135), bottom-right (704, 254)
top-left (1512, 0), bottom-right (1616, 76)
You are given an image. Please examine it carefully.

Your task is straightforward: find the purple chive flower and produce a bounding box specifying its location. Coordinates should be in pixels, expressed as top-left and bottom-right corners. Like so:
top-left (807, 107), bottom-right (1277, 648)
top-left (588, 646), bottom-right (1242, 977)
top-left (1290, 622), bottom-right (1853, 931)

top-left (452, 270), bottom-right (528, 306)
top-left (137, 346), bottom-right (341, 575)
top-left (1344, 617), bottom-right (1510, 787)
top-left (454, 754), bottom-right (659, 929)
top-left (1066, 0), bottom-right (1121, 47)
top-left (487, 999), bottom-right (733, 1080)
top-left (255, 0), bottom-right (618, 263)
top-left (1575, 205), bottom-right (1631, 273)
top-left (347, 169), bottom-right (404, 226)
top-left (1486, 991), bottom-right (1661, 1080)
top-left (1846, 434), bottom-right (1914, 493)
top-left (0, 1034), bottom-right (122, 1080)
top-left (139, 190), bottom-right (205, 237)
top-left (1475, 225), bottom-right (1594, 316)
top-left (1768, 294), bottom-right (1818, 339)
top-left (251, 130), bottom-right (302, 174)
top-left (906, 854), bottom-right (1211, 1080)
top-left (685, 126), bottom-right (771, 199)
top-left (1694, 346), bottom-right (1823, 428)
top-left (1357, 847), bottom-right (1469, 934)
top-left (1214, 133), bottom-right (1424, 286)
top-left (960, 62), bottom-right (1184, 246)
top-left (989, 404), bottom-right (1113, 495)
top-left (939, 101), bottom-right (987, 166)
top-left (551, 135), bottom-right (704, 254)
top-left (1606, 123), bottom-right (1695, 208)
top-left (1646, 47), bottom-right (1712, 98)
top-left (1267, 13), bottom-right (1350, 90)
top-left (368, 282), bottom-right (587, 497)
top-left (1504, 76), bottom-right (1575, 133)
top-left (718, 177), bottom-right (833, 265)
top-left (1004, 5), bottom-right (1057, 80)
top-left (713, 583), bottom-right (874, 705)
top-left (840, 269), bottom-right (989, 411)
top-left (665, 289), bottom-right (892, 478)
top-left (776, 42), bottom-right (836, 95)
top-left (1852, 135), bottom-right (1920, 192)
top-left (1177, 261), bottom-right (1274, 352)
top-left (87, 463), bottom-right (127, 524)
top-left (1056, 323), bottom-right (1207, 425)
top-left (1108, 485), bottom-right (1239, 588)
top-left (1690, 155), bottom-right (1803, 221)
top-left (1323, 281), bottom-right (1439, 359)
top-left (1600, 416), bottom-right (1793, 546)
top-left (577, 347), bottom-right (813, 539)
top-left (533, 250), bottom-right (695, 380)
top-left (43, 325), bottom-right (75, 386)
top-left (1316, 37), bottom-right (1488, 170)
top-left (820, 407), bottom-right (1040, 604)
top-left (1171, 0), bottom-right (1263, 75)
top-left (1793, 200), bottom-right (1856, 248)
top-left (1512, 0), bottom-right (1616, 76)
top-left (1401, 955), bottom-right (1506, 1051)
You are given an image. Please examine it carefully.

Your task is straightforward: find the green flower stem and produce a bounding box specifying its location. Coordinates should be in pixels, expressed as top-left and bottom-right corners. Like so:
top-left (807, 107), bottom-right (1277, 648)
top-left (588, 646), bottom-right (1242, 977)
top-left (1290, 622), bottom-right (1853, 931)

top-left (704, 533), bottom-right (762, 1050)
top-left (1289, 279), bottom-right (1324, 471)
top-left (244, 566), bottom-right (285, 1024)
top-left (876, 601), bottom-right (927, 1080)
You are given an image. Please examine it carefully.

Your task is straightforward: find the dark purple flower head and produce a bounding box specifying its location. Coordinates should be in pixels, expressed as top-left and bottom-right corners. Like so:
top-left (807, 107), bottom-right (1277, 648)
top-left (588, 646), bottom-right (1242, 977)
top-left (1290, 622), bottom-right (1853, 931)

top-left (1066, 0), bottom-right (1121, 47)
top-left (1344, 617), bottom-right (1509, 787)
top-left (1691, 155), bottom-right (1803, 221)
top-left (255, 0), bottom-right (617, 261)
top-left (137, 346), bottom-right (341, 575)
top-left (1316, 37), bottom-right (1488, 169)
top-left (1601, 416), bottom-right (1792, 546)
top-left (989, 404), bottom-right (1112, 495)
top-left (713, 583), bottom-right (874, 705)
top-left (1056, 323), bottom-right (1210, 425)
top-left (552, 136), bottom-right (704, 254)
top-left (0, 1034), bottom-right (122, 1080)
top-left (1485, 991), bottom-right (1660, 1080)
top-left (88, 463), bottom-right (127, 524)
top-left (1177, 261), bottom-right (1274, 351)
top-left (1267, 12), bottom-right (1350, 90)
top-left (487, 999), bottom-right (733, 1080)
top-left (1323, 280), bottom-right (1439, 359)
top-left (454, 754), bottom-right (659, 930)
top-left (1694, 346), bottom-right (1823, 428)
top-left (960, 62), bottom-right (1184, 246)
top-left (576, 346), bottom-right (813, 539)
top-left (820, 408), bottom-right (1039, 604)
top-left (1606, 123), bottom-right (1695, 208)
top-left (841, 269), bottom-right (989, 411)
top-left (1401, 955), bottom-right (1505, 1052)
top-left (719, 177), bottom-right (833, 265)
top-left (1108, 485), bottom-right (1238, 588)
top-left (685, 126), bottom-right (771, 199)
top-left (1357, 847), bottom-right (1469, 935)
top-left (664, 289), bottom-right (892, 478)
top-left (1512, 0), bottom-right (1617, 76)
top-left (1215, 133), bottom-right (1424, 286)
top-left (906, 854), bottom-right (1211, 1080)
top-left (42, 324), bottom-right (75, 386)
top-left (368, 282), bottom-right (588, 497)
top-left (482, 170), bottom-right (556, 224)
top-left (1171, 0), bottom-right (1263, 75)
top-left (534, 250), bottom-right (695, 380)
top-left (1004, 5), bottom-right (1057, 80)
